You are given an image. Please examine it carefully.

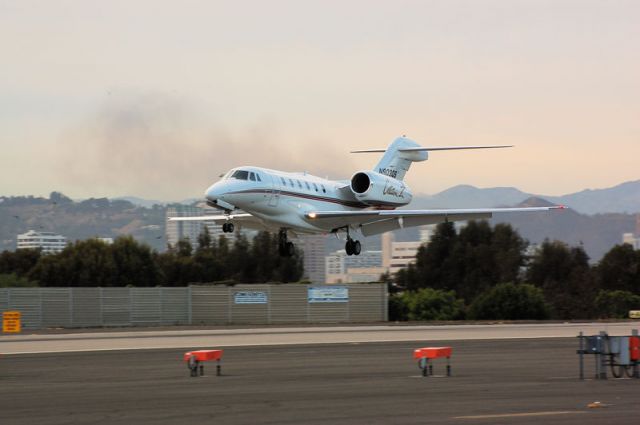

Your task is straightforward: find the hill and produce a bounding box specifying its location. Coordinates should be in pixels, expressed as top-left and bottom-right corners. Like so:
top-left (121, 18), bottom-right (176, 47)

top-left (0, 192), bottom-right (166, 252)
top-left (413, 180), bottom-right (640, 214)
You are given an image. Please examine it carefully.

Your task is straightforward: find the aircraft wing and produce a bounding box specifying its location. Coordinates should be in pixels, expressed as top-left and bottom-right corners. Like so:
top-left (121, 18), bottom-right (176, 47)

top-left (305, 206), bottom-right (565, 237)
top-left (168, 213), bottom-right (271, 231)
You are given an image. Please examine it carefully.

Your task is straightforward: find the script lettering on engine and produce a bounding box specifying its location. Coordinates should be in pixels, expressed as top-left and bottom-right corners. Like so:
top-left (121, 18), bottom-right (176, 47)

top-left (378, 168), bottom-right (398, 178)
top-left (383, 181), bottom-right (405, 198)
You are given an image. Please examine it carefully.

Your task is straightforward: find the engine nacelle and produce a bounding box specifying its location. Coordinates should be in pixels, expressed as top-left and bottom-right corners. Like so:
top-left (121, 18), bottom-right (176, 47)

top-left (350, 171), bottom-right (412, 207)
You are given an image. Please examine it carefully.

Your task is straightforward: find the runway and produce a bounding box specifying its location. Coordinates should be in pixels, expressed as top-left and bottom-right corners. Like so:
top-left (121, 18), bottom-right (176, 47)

top-left (2, 323), bottom-right (639, 424)
top-left (2, 337), bottom-right (639, 424)
top-left (1, 322), bottom-right (638, 354)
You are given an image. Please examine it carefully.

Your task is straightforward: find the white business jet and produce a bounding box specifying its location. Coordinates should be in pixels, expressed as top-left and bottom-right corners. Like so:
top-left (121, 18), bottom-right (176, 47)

top-left (170, 136), bottom-right (563, 257)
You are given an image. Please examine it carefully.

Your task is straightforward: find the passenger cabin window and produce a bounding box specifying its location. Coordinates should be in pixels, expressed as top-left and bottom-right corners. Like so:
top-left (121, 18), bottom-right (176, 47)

top-left (289, 179), bottom-right (295, 187)
top-left (231, 170), bottom-right (249, 180)
top-left (305, 182), bottom-right (311, 190)
top-left (297, 180), bottom-right (302, 189)
top-left (313, 183), bottom-right (318, 192)
top-left (321, 185), bottom-right (326, 193)
top-left (281, 177), bottom-right (287, 186)
top-left (249, 172), bottom-right (256, 181)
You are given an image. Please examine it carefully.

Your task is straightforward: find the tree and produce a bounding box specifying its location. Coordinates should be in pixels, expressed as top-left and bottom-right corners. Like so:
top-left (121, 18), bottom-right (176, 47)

top-left (594, 290), bottom-right (640, 319)
top-left (110, 236), bottom-right (160, 287)
top-left (595, 244), bottom-right (640, 295)
top-left (467, 283), bottom-right (550, 320)
top-left (404, 221), bottom-right (528, 302)
top-left (0, 249), bottom-right (41, 277)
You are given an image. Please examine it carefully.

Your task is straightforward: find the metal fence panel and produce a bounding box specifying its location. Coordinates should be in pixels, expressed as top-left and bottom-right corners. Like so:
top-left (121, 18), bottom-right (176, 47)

top-left (0, 289), bottom-right (8, 314)
top-left (191, 286), bottom-right (229, 325)
top-left (229, 285), bottom-right (269, 324)
top-left (0, 283), bottom-right (387, 329)
top-left (72, 288), bottom-right (102, 327)
top-left (269, 285), bottom-right (308, 323)
top-left (6, 288), bottom-right (41, 329)
top-left (41, 288), bottom-right (72, 328)
top-left (131, 287), bottom-right (162, 326)
top-left (161, 288), bottom-right (190, 325)
top-left (101, 288), bottom-right (131, 326)
top-left (348, 284), bottom-right (386, 323)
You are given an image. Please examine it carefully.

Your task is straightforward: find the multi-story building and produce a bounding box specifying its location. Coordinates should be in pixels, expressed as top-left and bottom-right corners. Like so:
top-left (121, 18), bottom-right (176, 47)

top-left (166, 205), bottom-right (232, 250)
top-left (325, 249), bottom-right (383, 283)
top-left (298, 234), bottom-right (327, 283)
top-left (17, 230), bottom-right (67, 254)
top-left (388, 241), bottom-right (422, 275)
top-left (622, 233), bottom-right (640, 250)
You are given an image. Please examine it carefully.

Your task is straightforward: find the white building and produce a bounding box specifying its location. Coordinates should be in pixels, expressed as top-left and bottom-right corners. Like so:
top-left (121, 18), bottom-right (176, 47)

top-left (389, 241), bottom-right (422, 275)
top-left (623, 233), bottom-right (640, 250)
top-left (17, 230), bottom-right (67, 254)
top-left (326, 250), bottom-right (383, 275)
top-left (298, 234), bottom-right (327, 283)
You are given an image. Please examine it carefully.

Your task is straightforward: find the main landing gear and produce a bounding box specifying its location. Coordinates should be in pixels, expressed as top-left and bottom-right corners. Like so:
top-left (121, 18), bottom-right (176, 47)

top-left (341, 227), bottom-right (361, 256)
top-left (345, 237), bottom-right (361, 256)
top-left (222, 222), bottom-right (234, 233)
top-left (278, 228), bottom-right (295, 257)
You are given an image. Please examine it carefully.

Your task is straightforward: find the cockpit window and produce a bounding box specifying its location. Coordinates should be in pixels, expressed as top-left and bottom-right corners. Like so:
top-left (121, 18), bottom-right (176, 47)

top-left (230, 170), bottom-right (249, 180)
top-left (256, 174), bottom-right (262, 182)
top-left (249, 172), bottom-right (256, 181)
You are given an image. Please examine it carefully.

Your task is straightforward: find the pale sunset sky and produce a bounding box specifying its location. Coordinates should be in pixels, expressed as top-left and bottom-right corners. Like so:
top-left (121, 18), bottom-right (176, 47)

top-left (0, 0), bottom-right (638, 200)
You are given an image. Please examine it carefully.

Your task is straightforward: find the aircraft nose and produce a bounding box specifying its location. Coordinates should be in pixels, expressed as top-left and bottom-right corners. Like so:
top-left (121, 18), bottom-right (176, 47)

top-left (205, 183), bottom-right (222, 201)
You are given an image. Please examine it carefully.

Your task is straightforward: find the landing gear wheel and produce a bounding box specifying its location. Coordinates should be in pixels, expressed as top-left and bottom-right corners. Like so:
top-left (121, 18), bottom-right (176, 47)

top-left (222, 222), bottom-right (234, 233)
top-left (345, 238), bottom-right (361, 256)
top-left (345, 239), bottom-right (354, 256)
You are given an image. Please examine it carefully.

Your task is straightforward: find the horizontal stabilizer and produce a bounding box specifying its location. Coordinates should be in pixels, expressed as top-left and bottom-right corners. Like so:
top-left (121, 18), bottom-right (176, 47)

top-left (351, 145), bottom-right (513, 153)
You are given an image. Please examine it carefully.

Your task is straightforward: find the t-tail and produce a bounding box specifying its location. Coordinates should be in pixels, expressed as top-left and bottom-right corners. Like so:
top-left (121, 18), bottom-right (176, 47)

top-left (351, 136), bottom-right (513, 181)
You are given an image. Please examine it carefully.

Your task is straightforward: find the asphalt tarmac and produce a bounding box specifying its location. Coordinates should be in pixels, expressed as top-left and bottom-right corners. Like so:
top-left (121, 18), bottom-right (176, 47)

top-left (1, 338), bottom-right (638, 424)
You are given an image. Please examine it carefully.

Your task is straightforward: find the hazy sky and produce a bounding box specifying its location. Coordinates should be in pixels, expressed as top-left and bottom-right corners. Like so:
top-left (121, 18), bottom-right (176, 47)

top-left (1, 0), bottom-right (638, 201)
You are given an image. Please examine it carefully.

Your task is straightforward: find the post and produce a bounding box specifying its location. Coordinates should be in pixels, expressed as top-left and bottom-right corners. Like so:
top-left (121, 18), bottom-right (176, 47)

top-left (633, 329), bottom-right (640, 379)
top-left (578, 331), bottom-right (584, 380)
top-left (446, 356), bottom-right (451, 377)
top-left (216, 359), bottom-right (221, 376)
top-left (598, 331), bottom-right (607, 379)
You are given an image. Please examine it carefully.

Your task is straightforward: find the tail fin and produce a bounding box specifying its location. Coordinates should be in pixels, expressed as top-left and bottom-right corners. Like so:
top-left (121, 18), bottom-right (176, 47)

top-left (355, 137), bottom-right (427, 181)
top-left (351, 136), bottom-right (513, 181)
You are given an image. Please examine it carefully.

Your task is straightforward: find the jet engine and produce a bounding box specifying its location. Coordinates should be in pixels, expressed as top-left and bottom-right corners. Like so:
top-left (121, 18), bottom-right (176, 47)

top-left (350, 171), bottom-right (412, 207)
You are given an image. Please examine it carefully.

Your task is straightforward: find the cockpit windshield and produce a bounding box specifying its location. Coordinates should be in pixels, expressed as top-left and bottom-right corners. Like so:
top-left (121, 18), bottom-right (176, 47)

top-left (229, 170), bottom-right (249, 180)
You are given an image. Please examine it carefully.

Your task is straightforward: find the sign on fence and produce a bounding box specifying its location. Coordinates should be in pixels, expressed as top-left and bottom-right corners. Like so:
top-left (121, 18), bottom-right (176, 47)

top-left (3, 311), bottom-right (21, 333)
top-left (234, 291), bottom-right (268, 304)
top-left (308, 286), bottom-right (349, 303)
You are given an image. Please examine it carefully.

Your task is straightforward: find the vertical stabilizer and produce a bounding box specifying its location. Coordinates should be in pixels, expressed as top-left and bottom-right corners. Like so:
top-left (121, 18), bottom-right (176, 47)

top-left (373, 137), bottom-right (428, 181)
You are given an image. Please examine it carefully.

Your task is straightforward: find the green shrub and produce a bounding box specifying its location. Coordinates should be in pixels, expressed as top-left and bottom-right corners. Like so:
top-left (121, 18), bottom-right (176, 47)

top-left (468, 283), bottom-right (550, 320)
top-left (403, 288), bottom-right (465, 321)
top-left (389, 293), bottom-right (410, 321)
top-left (594, 290), bottom-right (640, 319)
top-left (0, 273), bottom-right (38, 288)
